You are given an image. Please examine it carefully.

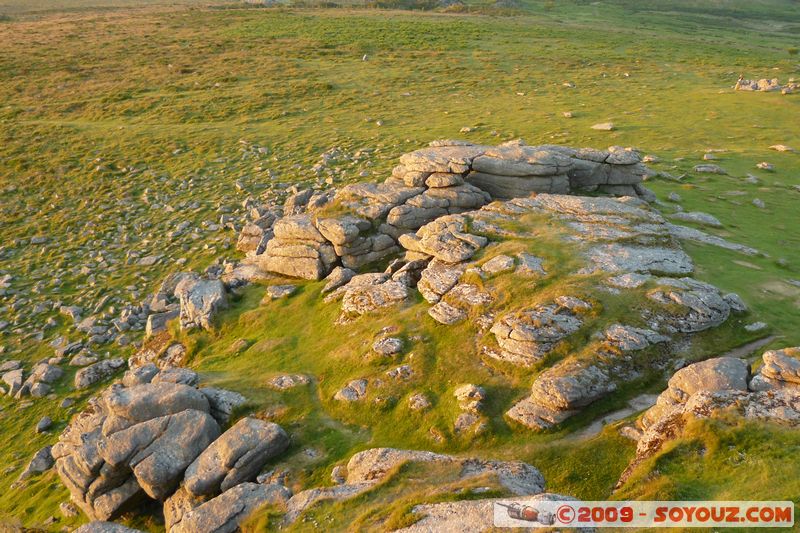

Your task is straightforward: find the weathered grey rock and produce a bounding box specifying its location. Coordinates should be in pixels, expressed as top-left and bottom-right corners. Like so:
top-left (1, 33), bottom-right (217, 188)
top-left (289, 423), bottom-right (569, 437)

top-left (482, 254), bottom-right (515, 275)
top-left (322, 267), bottom-right (355, 293)
top-left (334, 379), bottom-right (368, 402)
top-left (670, 211), bottom-right (722, 228)
top-left (408, 392), bottom-right (432, 411)
top-left (36, 416), bottom-right (53, 433)
top-left (454, 384), bottom-right (486, 412)
top-left (122, 363), bottom-right (160, 387)
top-left (174, 277), bottom-right (227, 330)
top-left (17, 446), bottom-right (54, 481)
top-left (399, 215), bottom-right (487, 263)
top-left (620, 387), bottom-right (800, 488)
top-left (236, 216), bottom-right (275, 255)
top-left (2, 368), bottom-right (24, 396)
top-left (53, 377), bottom-right (223, 522)
top-left (265, 284), bottom-right (297, 299)
top-left (428, 301), bottom-right (467, 325)
top-left (399, 144), bottom-right (486, 174)
top-left (723, 293), bottom-right (748, 314)
top-left (760, 347), bottom-right (800, 384)
top-left (750, 347), bottom-right (800, 391)
top-left (641, 357), bottom-right (749, 427)
top-left (603, 324), bottom-right (668, 351)
top-left (647, 277), bottom-right (731, 333)
top-left (372, 337), bottom-right (403, 356)
top-left (340, 279), bottom-right (408, 318)
top-left (268, 374), bottom-right (310, 390)
top-left (184, 417), bottom-right (289, 496)
top-left (102, 382), bottom-right (210, 433)
top-left (199, 388), bottom-right (248, 425)
top-left (284, 483), bottom-right (375, 524)
top-left (667, 223), bottom-right (760, 256)
top-left (396, 493), bottom-right (584, 533)
top-left (584, 243), bottom-right (693, 275)
top-left (98, 409), bottom-right (220, 500)
top-left (693, 164), bottom-right (726, 174)
top-left (152, 367), bottom-right (199, 387)
top-left (171, 482), bottom-right (291, 533)
top-left (0, 360), bottom-right (20, 372)
top-left (515, 252), bottom-right (546, 276)
top-left (345, 448), bottom-right (545, 496)
top-left (417, 259), bottom-right (464, 304)
top-left (508, 361), bottom-right (615, 430)
top-left (74, 359), bottom-right (125, 389)
top-left (490, 303), bottom-right (584, 366)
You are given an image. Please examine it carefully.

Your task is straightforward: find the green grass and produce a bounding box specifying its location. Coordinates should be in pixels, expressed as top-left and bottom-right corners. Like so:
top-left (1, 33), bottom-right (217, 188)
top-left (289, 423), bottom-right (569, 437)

top-left (0, 0), bottom-right (799, 530)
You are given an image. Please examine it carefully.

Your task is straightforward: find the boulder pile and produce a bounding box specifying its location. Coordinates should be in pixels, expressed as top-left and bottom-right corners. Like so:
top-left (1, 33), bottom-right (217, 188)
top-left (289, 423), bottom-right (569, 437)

top-left (50, 361), bottom-right (295, 532)
top-left (617, 348), bottom-right (800, 487)
top-left (734, 77), bottom-right (799, 95)
top-left (242, 140), bottom-right (654, 280)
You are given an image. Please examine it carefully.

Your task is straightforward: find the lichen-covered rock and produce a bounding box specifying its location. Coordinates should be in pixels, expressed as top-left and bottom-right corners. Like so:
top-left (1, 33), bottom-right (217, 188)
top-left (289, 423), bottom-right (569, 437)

top-left (183, 417), bottom-right (289, 496)
top-left (98, 409), bottom-right (220, 500)
top-left (641, 357), bottom-right (750, 427)
top-left (618, 362), bottom-right (800, 489)
top-left (490, 301), bottom-right (586, 366)
top-left (417, 259), bottom-right (464, 304)
top-left (334, 379), bottom-right (368, 402)
top-left (52, 370), bottom-right (243, 521)
top-left (753, 347), bottom-right (800, 389)
top-left (647, 278), bottom-right (731, 333)
top-left (170, 482), bottom-right (291, 533)
top-left (399, 214), bottom-right (487, 263)
top-left (74, 359), bottom-right (126, 389)
top-left (199, 387), bottom-right (248, 425)
top-left (339, 279), bottom-right (408, 319)
top-left (174, 277), bottom-right (227, 330)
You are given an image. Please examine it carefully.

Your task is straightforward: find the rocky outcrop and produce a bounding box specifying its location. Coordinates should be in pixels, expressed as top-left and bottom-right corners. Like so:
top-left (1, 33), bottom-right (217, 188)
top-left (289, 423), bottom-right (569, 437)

top-left (640, 357), bottom-right (749, 427)
top-left (75, 522), bottom-right (143, 533)
top-left (749, 347), bottom-right (800, 391)
top-left (169, 482), bottom-right (291, 533)
top-left (490, 299), bottom-right (588, 366)
top-left (51, 364), bottom-right (280, 524)
top-left (616, 349), bottom-right (800, 488)
top-left (238, 140), bottom-right (654, 281)
top-left (183, 417), bottom-right (289, 496)
top-left (734, 77), bottom-right (798, 94)
top-left (174, 277), bottom-right (228, 330)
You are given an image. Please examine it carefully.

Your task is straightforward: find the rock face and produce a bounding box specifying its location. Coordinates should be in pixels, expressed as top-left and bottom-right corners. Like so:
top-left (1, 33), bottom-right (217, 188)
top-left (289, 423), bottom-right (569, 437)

top-left (169, 482), bottom-right (291, 533)
top-left (617, 349), bottom-right (800, 488)
top-left (183, 417), bottom-right (289, 496)
top-left (490, 300), bottom-right (587, 366)
top-left (174, 277), bottom-right (227, 330)
top-left (52, 381), bottom-right (221, 519)
top-left (641, 357), bottom-right (749, 427)
top-left (239, 140), bottom-right (654, 281)
top-left (74, 359), bottom-right (126, 389)
top-left (750, 347), bottom-right (800, 391)
top-left (51, 364), bottom-right (278, 523)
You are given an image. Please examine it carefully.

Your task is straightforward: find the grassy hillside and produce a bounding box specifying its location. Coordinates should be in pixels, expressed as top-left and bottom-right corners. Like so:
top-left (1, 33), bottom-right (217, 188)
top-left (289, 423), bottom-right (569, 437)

top-left (0, 1), bottom-right (798, 530)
